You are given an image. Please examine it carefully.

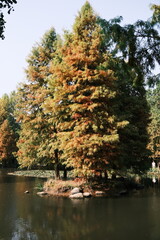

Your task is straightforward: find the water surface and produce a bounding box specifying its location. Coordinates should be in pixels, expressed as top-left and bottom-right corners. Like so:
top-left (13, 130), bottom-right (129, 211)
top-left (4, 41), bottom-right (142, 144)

top-left (0, 170), bottom-right (160, 240)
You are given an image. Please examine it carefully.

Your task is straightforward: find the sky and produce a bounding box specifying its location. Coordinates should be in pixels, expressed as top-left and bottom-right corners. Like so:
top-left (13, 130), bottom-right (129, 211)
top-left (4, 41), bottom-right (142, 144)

top-left (0, 0), bottom-right (159, 98)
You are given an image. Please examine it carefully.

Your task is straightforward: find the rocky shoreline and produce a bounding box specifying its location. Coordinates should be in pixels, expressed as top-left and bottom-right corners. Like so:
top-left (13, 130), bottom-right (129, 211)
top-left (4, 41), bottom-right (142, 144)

top-left (35, 179), bottom-right (141, 199)
top-left (9, 170), bottom-right (144, 199)
top-left (36, 186), bottom-right (130, 199)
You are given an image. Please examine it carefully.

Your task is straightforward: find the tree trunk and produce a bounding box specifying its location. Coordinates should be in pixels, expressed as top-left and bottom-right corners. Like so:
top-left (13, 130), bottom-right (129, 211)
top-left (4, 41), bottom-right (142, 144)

top-left (111, 173), bottom-right (116, 180)
top-left (54, 149), bottom-right (60, 179)
top-left (104, 170), bottom-right (108, 180)
top-left (63, 167), bottom-right (67, 179)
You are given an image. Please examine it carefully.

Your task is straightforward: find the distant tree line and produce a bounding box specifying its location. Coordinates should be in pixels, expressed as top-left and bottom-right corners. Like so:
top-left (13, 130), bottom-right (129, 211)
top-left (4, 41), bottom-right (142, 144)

top-left (0, 2), bottom-right (160, 178)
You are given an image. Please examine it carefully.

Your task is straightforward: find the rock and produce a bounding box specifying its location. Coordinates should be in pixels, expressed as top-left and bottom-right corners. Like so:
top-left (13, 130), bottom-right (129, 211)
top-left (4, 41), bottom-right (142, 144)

top-left (95, 191), bottom-right (105, 195)
top-left (70, 187), bottom-right (81, 195)
top-left (37, 191), bottom-right (47, 196)
top-left (69, 193), bottom-right (84, 199)
top-left (24, 190), bottom-right (29, 194)
top-left (83, 192), bottom-right (92, 198)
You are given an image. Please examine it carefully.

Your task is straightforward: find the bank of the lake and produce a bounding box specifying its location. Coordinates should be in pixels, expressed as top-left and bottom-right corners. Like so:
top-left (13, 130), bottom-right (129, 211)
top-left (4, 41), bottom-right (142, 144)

top-left (1, 169), bottom-right (160, 240)
top-left (8, 169), bottom-right (146, 198)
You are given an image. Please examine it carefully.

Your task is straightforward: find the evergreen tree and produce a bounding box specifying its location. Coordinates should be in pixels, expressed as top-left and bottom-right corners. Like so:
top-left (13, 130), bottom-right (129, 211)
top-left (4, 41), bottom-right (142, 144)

top-left (98, 15), bottom-right (160, 82)
top-left (0, 93), bottom-right (18, 167)
top-left (113, 60), bottom-right (151, 172)
top-left (147, 80), bottom-right (160, 162)
top-left (97, 11), bottom-right (159, 172)
top-left (13, 1), bottom-right (159, 176)
top-left (47, 2), bottom-right (127, 177)
top-left (15, 28), bottom-right (60, 176)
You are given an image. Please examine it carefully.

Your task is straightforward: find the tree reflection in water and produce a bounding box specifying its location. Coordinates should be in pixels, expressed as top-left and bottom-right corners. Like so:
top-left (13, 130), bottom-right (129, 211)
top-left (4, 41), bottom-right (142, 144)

top-left (1, 171), bottom-right (160, 240)
top-left (12, 218), bottom-right (38, 240)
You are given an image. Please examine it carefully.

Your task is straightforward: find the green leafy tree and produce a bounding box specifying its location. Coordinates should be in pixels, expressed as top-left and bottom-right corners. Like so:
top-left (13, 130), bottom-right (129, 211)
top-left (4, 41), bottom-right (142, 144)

top-left (14, 1), bottom-right (159, 176)
top-left (15, 28), bottom-right (61, 177)
top-left (98, 13), bottom-right (160, 85)
top-left (47, 2), bottom-right (127, 177)
top-left (0, 93), bottom-right (18, 167)
top-left (147, 80), bottom-right (160, 161)
top-left (112, 59), bottom-right (151, 173)
top-left (97, 10), bottom-right (160, 172)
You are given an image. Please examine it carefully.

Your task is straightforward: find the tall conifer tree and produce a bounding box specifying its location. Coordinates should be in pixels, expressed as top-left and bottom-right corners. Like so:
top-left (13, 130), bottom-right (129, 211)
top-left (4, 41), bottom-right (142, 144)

top-left (147, 81), bottom-right (160, 161)
top-left (114, 60), bottom-right (151, 172)
top-left (97, 11), bottom-right (157, 172)
top-left (15, 28), bottom-right (60, 176)
top-left (48, 2), bottom-right (126, 176)
top-left (0, 93), bottom-right (18, 167)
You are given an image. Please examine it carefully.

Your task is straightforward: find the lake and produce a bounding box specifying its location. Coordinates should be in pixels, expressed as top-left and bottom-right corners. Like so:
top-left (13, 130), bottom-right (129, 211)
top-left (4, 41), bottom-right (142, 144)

top-left (0, 169), bottom-right (160, 240)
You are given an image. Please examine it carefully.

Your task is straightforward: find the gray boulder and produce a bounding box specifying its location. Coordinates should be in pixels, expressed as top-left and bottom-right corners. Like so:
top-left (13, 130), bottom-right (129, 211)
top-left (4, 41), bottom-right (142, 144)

top-left (69, 193), bottom-right (84, 199)
top-left (83, 192), bottom-right (92, 198)
top-left (70, 187), bottom-right (81, 195)
top-left (95, 191), bottom-right (105, 195)
top-left (37, 191), bottom-right (47, 196)
top-left (24, 190), bottom-right (29, 194)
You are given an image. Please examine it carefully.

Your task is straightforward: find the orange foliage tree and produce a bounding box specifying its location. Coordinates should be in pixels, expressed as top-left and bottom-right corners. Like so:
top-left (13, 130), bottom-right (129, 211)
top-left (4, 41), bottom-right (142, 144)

top-left (47, 2), bottom-right (127, 177)
top-left (0, 94), bottom-right (18, 167)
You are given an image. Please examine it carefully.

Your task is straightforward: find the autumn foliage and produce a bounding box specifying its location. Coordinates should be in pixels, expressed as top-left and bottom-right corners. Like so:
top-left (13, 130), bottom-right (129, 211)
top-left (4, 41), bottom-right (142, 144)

top-left (0, 94), bottom-right (18, 167)
top-left (1, 1), bottom-right (159, 176)
top-left (46, 3), bottom-right (128, 176)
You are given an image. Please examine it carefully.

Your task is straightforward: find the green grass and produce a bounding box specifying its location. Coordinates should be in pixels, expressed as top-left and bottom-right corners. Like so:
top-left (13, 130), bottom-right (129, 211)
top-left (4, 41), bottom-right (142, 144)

top-left (8, 169), bottom-right (74, 179)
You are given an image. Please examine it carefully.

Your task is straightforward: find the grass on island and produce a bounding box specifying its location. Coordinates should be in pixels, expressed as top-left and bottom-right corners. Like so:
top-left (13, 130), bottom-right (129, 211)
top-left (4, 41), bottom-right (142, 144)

top-left (9, 168), bottom-right (151, 197)
top-left (44, 178), bottom-right (87, 194)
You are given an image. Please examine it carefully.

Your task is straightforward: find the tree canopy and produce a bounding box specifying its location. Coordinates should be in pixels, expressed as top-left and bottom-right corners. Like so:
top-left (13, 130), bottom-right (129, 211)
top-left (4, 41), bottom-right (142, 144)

top-left (0, 0), bottom-right (17, 39)
top-left (45, 2), bottom-right (128, 177)
top-left (15, 28), bottom-right (59, 170)
top-left (0, 92), bottom-right (18, 167)
top-left (147, 80), bottom-right (160, 161)
top-left (0, 1), bottom-right (159, 176)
